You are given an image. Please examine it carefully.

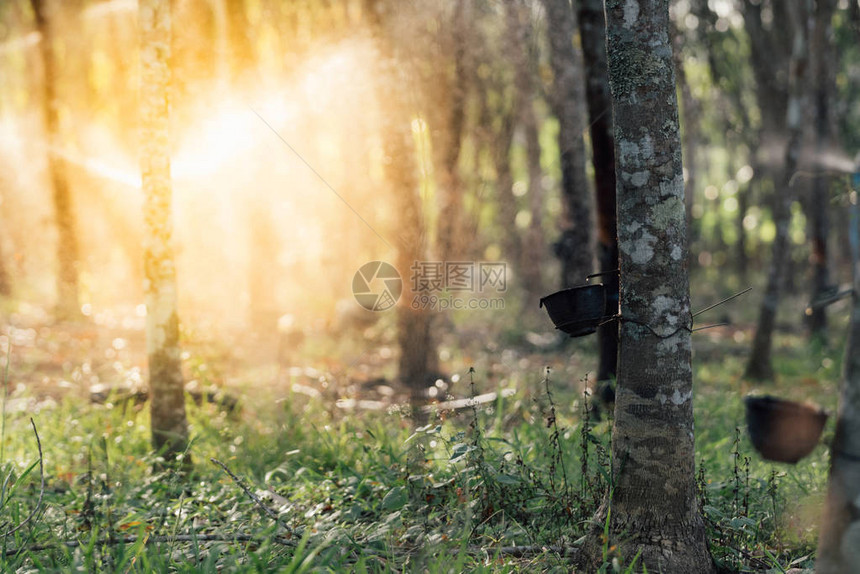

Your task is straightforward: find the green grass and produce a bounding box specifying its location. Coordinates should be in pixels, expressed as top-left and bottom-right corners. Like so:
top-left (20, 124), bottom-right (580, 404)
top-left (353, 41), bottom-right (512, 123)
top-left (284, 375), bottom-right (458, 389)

top-left (0, 294), bottom-right (846, 572)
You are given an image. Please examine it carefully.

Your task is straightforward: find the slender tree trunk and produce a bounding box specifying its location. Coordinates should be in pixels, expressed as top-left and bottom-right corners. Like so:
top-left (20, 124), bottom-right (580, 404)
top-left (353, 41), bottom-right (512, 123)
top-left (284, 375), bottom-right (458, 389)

top-left (579, 1), bottom-right (715, 571)
top-left (365, 0), bottom-right (435, 422)
top-left (673, 23), bottom-right (700, 258)
top-left (140, 0), bottom-right (190, 464)
top-left (807, 0), bottom-right (838, 342)
top-left (578, 0), bottom-right (618, 392)
top-left (736, 181), bottom-right (750, 279)
top-left (432, 0), bottom-right (468, 263)
top-left (31, 0), bottom-right (80, 320)
top-left (746, 1), bottom-right (812, 381)
top-left (506, 0), bottom-right (545, 305)
top-left (815, 180), bottom-right (860, 574)
top-left (541, 0), bottom-right (594, 288)
top-left (0, 234), bottom-right (9, 297)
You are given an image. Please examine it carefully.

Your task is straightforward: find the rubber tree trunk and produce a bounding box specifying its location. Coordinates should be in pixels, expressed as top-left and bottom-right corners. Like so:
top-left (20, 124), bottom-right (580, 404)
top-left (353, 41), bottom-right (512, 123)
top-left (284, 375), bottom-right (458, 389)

top-left (806, 0), bottom-right (838, 342)
top-left (745, 1), bottom-right (812, 381)
top-left (541, 0), bottom-right (594, 288)
top-left (31, 0), bottom-right (80, 320)
top-left (140, 0), bottom-right (190, 464)
top-left (815, 178), bottom-right (860, 573)
top-left (365, 0), bottom-right (436, 422)
top-left (578, 0), bottom-right (618, 390)
top-left (579, 1), bottom-right (715, 571)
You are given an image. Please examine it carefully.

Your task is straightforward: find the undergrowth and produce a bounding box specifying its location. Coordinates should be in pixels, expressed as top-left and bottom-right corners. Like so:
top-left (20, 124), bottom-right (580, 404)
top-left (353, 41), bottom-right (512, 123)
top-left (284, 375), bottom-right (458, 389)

top-left (0, 328), bottom-right (837, 572)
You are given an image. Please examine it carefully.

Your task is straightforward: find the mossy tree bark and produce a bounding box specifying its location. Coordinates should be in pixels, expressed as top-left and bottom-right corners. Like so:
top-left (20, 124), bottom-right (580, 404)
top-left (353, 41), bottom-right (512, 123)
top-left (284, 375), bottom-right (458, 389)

top-left (140, 0), bottom-right (190, 464)
top-left (579, 1), bottom-right (714, 571)
top-left (31, 0), bottom-right (80, 320)
top-left (541, 0), bottom-right (594, 288)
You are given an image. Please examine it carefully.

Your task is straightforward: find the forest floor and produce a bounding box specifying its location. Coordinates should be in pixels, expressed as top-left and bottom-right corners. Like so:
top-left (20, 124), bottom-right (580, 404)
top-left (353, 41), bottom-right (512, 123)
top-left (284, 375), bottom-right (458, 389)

top-left (0, 276), bottom-right (848, 572)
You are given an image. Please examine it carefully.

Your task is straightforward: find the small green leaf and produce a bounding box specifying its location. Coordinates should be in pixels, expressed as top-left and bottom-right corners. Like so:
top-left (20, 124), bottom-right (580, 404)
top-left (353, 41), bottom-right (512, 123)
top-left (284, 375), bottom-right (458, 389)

top-left (380, 486), bottom-right (407, 510)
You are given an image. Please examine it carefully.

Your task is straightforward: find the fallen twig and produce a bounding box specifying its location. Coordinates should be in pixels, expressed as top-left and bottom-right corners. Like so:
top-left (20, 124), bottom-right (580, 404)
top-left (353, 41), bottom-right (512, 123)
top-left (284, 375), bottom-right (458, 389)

top-left (210, 457), bottom-right (292, 536)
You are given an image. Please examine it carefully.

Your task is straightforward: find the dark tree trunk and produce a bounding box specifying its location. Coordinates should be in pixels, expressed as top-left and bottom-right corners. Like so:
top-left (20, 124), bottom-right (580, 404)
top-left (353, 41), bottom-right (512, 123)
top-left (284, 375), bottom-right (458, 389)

top-left (806, 0), bottom-right (838, 342)
top-left (746, 0), bottom-right (812, 381)
top-left (31, 0), bottom-right (80, 320)
top-left (815, 180), bottom-right (860, 573)
top-left (140, 0), bottom-right (190, 465)
top-left (579, 1), bottom-right (714, 571)
top-left (541, 0), bottom-right (594, 288)
top-left (578, 0), bottom-right (619, 390)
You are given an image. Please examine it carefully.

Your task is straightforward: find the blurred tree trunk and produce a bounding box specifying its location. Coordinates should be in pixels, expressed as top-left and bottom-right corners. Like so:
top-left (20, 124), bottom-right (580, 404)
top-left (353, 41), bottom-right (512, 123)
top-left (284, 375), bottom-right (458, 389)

top-left (579, 1), bottom-right (714, 571)
top-left (506, 0), bottom-right (545, 305)
top-left (365, 0), bottom-right (436, 421)
top-left (745, 0), bottom-right (812, 380)
top-left (806, 0), bottom-right (838, 342)
top-left (578, 0), bottom-right (618, 393)
top-left (541, 0), bottom-right (594, 288)
top-left (31, 0), bottom-right (80, 320)
top-left (224, 0), bottom-right (256, 84)
top-left (816, 183), bottom-right (860, 574)
top-left (673, 22), bottom-right (700, 257)
top-left (140, 0), bottom-right (190, 464)
top-left (736, 181), bottom-right (750, 279)
top-left (430, 0), bottom-right (468, 262)
top-left (0, 235), bottom-right (9, 297)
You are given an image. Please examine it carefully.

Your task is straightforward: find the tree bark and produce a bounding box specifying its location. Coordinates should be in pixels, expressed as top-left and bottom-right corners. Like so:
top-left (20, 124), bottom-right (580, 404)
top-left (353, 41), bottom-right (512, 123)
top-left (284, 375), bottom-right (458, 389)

top-left (579, 1), bottom-right (714, 571)
top-left (815, 179), bottom-right (860, 574)
top-left (745, 1), bottom-right (812, 381)
top-left (806, 0), bottom-right (838, 342)
top-left (578, 0), bottom-right (619, 392)
top-left (31, 0), bottom-right (80, 320)
top-left (541, 0), bottom-right (594, 288)
top-left (140, 0), bottom-right (190, 464)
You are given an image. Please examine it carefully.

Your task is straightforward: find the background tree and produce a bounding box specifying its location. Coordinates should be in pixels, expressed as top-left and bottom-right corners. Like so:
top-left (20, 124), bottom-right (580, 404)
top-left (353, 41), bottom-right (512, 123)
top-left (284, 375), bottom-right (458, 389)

top-left (541, 0), bottom-right (594, 288)
top-left (578, 0), bottom-right (619, 397)
top-left (506, 0), bottom-right (546, 307)
top-left (806, 0), bottom-right (839, 342)
top-left (816, 177), bottom-right (860, 574)
top-left (365, 0), bottom-right (437, 420)
top-left (745, 0), bottom-right (812, 380)
top-left (140, 0), bottom-right (190, 463)
top-left (31, 0), bottom-right (80, 320)
top-left (580, 0), bottom-right (714, 570)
